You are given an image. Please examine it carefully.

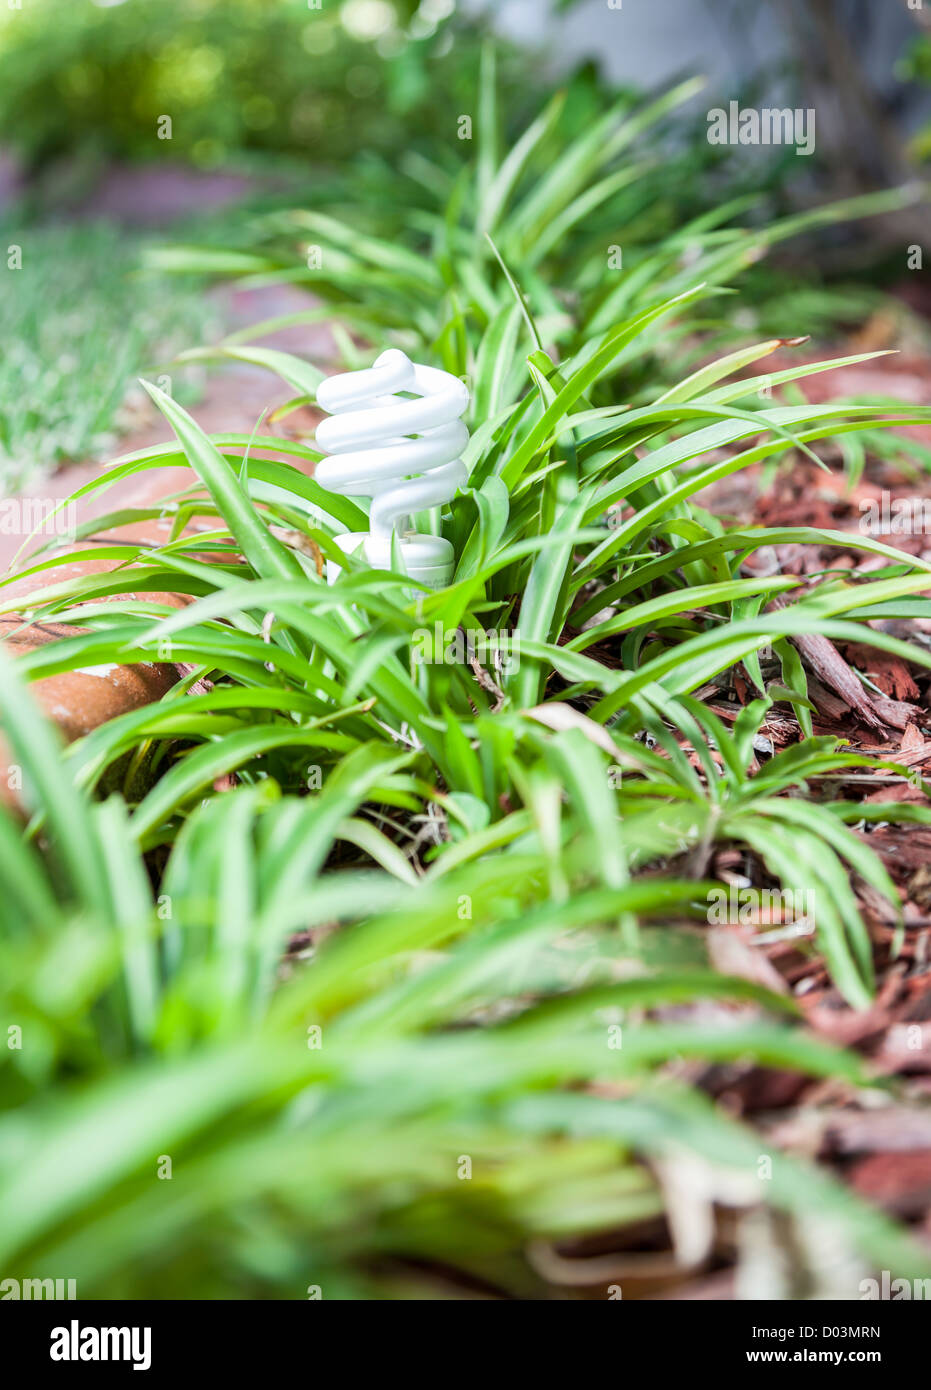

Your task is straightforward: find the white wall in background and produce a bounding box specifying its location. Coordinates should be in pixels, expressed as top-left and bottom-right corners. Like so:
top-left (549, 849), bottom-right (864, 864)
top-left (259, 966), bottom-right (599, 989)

top-left (464, 0), bottom-right (778, 88)
top-left (463, 0), bottom-right (922, 111)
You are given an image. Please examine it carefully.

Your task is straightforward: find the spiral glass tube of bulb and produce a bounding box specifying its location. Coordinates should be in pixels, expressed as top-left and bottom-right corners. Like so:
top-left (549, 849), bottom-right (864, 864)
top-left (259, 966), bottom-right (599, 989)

top-left (315, 348), bottom-right (469, 590)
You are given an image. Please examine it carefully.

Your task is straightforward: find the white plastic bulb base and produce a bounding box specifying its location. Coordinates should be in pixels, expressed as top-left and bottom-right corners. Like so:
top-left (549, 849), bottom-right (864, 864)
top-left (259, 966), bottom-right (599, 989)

top-left (327, 531), bottom-right (456, 591)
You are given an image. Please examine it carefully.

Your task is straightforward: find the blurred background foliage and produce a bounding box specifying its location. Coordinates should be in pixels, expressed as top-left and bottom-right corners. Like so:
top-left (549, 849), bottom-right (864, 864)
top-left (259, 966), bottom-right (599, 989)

top-left (1, 0), bottom-right (926, 184)
top-left (0, 0), bottom-right (824, 490)
top-left (0, 220), bottom-right (216, 490)
top-left (0, 0), bottom-right (540, 171)
top-left (899, 31), bottom-right (931, 165)
top-left (0, 0), bottom-right (925, 497)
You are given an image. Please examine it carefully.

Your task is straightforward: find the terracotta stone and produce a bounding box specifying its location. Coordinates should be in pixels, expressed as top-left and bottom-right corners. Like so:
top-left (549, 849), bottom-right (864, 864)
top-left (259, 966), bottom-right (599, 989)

top-left (0, 607), bottom-right (182, 811)
top-left (0, 499), bottom-right (195, 803)
top-left (0, 511), bottom-right (197, 778)
top-left (0, 617), bottom-right (180, 741)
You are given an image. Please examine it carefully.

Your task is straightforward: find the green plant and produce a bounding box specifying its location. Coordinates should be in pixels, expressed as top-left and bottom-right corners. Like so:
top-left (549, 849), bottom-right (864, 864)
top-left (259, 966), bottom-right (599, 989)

top-left (6, 51), bottom-right (931, 1301)
top-left (0, 651), bottom-right (927, 1297)
top-left (11, 280), bottom-right (931, 1001)
top-left (150, 52), bottom-right (925, 394)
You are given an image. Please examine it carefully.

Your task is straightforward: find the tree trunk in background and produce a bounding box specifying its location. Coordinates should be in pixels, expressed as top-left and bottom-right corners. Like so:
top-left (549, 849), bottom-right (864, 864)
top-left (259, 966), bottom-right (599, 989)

top-left (781, 0), bottom-right (910, 191)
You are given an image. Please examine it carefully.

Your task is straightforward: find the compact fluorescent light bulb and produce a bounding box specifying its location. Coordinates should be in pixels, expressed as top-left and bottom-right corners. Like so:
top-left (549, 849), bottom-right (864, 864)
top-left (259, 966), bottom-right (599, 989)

top-left (315, 348), bottom-right (469, 590)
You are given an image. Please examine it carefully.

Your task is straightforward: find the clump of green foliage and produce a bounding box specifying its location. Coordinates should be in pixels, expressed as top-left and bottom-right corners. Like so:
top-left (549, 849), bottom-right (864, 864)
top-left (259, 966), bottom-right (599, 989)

top-left (154, 49), bottom-right (917, 391)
